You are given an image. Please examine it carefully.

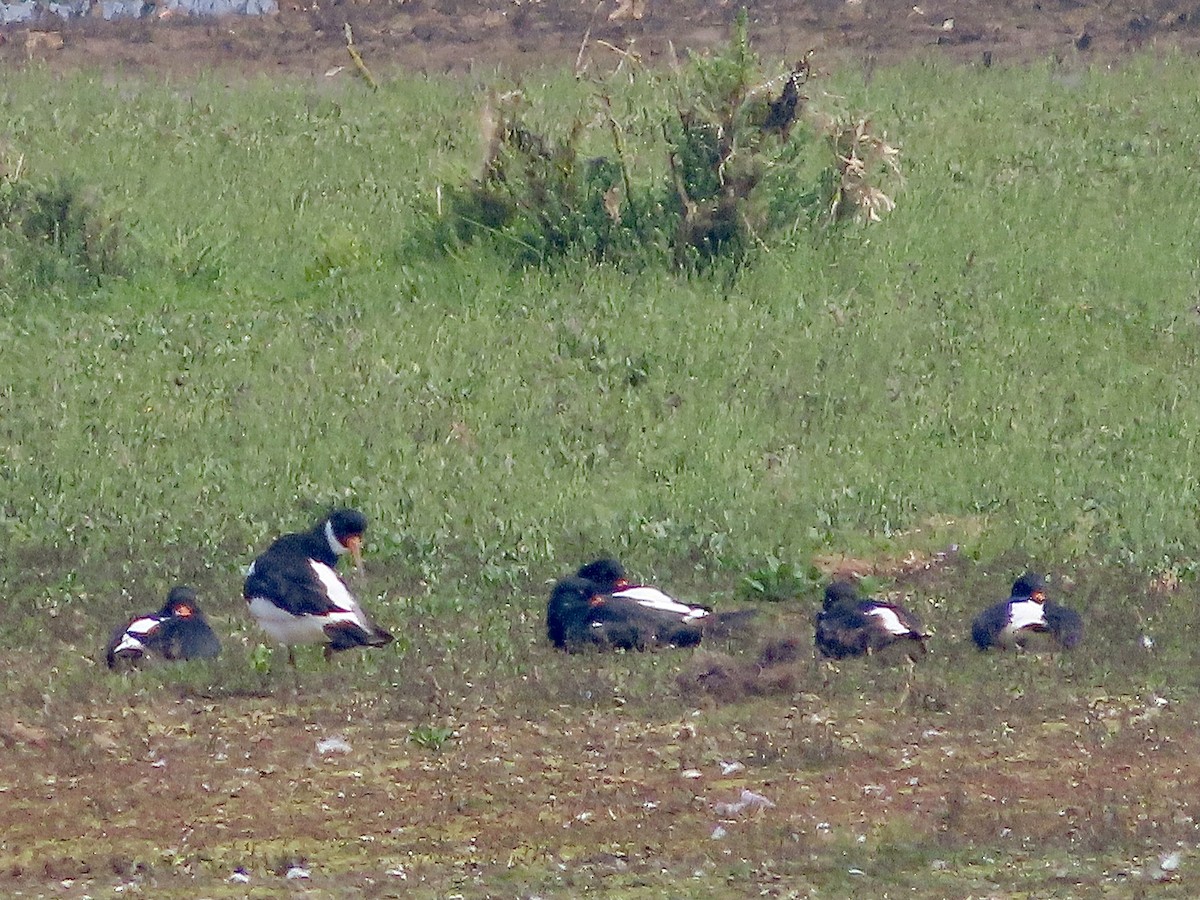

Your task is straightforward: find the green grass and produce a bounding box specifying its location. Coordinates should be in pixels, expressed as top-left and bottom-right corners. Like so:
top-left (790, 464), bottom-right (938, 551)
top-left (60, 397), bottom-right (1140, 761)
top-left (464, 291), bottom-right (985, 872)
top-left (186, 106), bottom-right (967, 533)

top-left (3, 59), bottom-right (1199, 599)
top-left (2, 53), bottom-right (1200, 896)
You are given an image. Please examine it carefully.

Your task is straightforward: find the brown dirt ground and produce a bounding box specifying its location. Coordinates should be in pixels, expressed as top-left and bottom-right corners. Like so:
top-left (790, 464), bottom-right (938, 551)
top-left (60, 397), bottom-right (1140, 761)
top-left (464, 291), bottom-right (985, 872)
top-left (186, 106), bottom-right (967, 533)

top-left (2, 644), bottom-right (1197, 897)
top-left (3, 0), bottom-right (1200, 78)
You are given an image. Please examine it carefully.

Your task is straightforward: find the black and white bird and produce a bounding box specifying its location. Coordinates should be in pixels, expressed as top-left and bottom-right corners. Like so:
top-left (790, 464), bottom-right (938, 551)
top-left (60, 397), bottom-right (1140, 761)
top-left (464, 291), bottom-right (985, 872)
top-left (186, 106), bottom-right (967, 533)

top-left (971, 572), bottom-right (1083, 651)
top-left (814, 580), bottom-right (928, 660)
top-left (575, 558), bottom-right (714, 624)
top-left (547, 558), bottom-right (753, 653)
top-left (105, 585), bottom-right (221, 669)
top-left (244, 508), bottom-right (393, 665)
top-left (547, 576), bottom-right (708, 652)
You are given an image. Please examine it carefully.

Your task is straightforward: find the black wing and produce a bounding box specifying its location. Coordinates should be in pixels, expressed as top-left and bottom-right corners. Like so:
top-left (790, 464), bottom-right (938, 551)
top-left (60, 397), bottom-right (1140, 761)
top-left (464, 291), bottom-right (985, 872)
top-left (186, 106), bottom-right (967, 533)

top-left (587, 596), bottom-right (705, 650)
top-left (1044, 602), bottom-right (1083, 649)
top-left (971, 601), bottom-right (1010, 650)
top-left (245, 548), bottom-right (347, 616)
top-left (158, 616), bottom-right (222, 661)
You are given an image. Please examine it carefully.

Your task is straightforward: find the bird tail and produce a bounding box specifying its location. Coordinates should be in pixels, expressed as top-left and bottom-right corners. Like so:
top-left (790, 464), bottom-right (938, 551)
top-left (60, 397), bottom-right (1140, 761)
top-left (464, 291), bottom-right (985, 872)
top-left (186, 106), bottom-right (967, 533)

top-left (324, 620), bottom-right (394, 651)
top-left (366, 622), bottom-right (394, 647)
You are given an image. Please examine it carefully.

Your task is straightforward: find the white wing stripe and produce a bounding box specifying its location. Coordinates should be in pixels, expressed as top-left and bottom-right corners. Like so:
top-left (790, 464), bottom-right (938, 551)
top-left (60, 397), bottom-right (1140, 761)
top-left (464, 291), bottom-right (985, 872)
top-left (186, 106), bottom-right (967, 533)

top-left (309, 561), bottom-right (370, 625)
top-left (112, 616), bottom-right (161, 655)
top-left (867, 606), bottom-right (910, 636)
top-left (126, 616), bottom-right (161, 636)
top-left (113, 633), bottom-right (147, 654)
top-left (613, 586), bottom-right (709, 620)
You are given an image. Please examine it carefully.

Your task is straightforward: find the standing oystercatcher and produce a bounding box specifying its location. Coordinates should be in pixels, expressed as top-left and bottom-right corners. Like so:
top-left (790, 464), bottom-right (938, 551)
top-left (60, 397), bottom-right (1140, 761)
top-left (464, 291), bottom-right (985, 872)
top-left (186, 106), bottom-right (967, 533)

top-left (814, 580), bottom-right (928, 660)
top-left (244, 508), bottom-right (393, 665)
top-left (105, 585), bottom-right (222, 669)
top-left (971, 572), bottom-right (1083, 650)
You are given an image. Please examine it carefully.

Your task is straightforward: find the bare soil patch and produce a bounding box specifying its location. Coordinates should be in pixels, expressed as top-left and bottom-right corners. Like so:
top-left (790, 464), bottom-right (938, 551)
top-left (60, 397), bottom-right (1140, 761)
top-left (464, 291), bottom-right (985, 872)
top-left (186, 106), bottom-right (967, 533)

top-left (4, 0), bottom-right (1200, 78)
top-left (2, 642), bottom-right (1196, 897)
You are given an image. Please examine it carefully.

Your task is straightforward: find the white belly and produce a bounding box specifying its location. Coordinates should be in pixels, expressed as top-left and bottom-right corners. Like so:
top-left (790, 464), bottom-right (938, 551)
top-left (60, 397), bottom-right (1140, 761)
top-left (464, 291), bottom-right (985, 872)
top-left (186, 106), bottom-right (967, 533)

top-left (1003, 599), bottom-right (1047, 638)
top-left (248, 597), bottom-right (348, 646)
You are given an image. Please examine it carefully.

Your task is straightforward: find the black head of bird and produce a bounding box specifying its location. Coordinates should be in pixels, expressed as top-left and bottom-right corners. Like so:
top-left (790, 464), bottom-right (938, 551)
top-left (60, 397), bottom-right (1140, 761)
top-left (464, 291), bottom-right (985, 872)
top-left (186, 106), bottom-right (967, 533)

top-left (159, 585), bottom-right (200, 618)
top-left (325, 508), bottom-right (368, 570)
top-left (1011, 572), bottom-right (1047, 602)
top-left (822, 580), bottom-right (860, 610)
top-left (576, 558), bottom-right (628, 592)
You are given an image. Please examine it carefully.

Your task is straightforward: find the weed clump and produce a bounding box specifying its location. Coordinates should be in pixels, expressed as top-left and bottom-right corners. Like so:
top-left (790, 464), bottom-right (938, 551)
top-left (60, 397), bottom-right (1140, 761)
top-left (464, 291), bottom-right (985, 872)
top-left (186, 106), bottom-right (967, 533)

top-left (435, 15), bottom-right (900, 269)
top-left (0, 146), bottom-right (126, 296)
top-left (738, 559), bottom-right (823, 603)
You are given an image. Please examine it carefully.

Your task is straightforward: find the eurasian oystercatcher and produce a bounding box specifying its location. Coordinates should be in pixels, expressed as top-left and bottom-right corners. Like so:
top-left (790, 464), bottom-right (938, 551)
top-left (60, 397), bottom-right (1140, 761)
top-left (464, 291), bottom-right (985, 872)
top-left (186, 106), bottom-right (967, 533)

top-left (547, 576), bottom-right (707, 652)
top-left (575, 558), bottom-right (713, 623)
top-left (548, 559), bottom-right (754, 652)
top-left (105, 585), bottom-right (221, 669)
top-left (971, 572), bottom-right (1083, 650)
top-left (244, 508), bottom-right (393, 665)
top-left (814, 580), bottom-right (928, 660)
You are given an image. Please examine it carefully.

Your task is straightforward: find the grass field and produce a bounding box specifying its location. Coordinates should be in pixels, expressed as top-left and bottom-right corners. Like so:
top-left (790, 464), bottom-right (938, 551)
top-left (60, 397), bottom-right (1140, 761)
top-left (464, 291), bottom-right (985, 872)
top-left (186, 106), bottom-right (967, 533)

top-left (2, 49), bottom-right (1200, 897)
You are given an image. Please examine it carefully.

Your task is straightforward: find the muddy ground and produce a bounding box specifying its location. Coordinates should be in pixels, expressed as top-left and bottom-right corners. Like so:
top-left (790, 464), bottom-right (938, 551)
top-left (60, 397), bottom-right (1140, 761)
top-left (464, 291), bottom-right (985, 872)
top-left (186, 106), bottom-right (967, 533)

top-left (3, 0), bottom-right (1200, 77)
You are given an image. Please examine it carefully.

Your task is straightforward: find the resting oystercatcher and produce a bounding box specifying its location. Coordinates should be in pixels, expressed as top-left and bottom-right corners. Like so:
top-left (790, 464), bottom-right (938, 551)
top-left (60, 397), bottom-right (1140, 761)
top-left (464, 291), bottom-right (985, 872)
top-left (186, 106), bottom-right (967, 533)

top-left (547, 575), bottom-right (707, 652)
top-left (971, 572), bottom-right (1083, 650)
top-left (105, 585), bottom-right (221, 669)
top-left (814, 580), bottom-right (928, 660)
top-left (547, 559), bottom-right (753, 652)
top-left (575, 558), bottom-right (713, 623)
top-left (244, 508), bottom-right (393, 665)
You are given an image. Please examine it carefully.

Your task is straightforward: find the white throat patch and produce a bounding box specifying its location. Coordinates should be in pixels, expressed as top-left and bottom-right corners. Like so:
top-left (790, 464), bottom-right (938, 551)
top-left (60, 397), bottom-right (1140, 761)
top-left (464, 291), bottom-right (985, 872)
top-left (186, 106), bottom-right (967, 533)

top-left (325, 519), bottom-right (348, 556)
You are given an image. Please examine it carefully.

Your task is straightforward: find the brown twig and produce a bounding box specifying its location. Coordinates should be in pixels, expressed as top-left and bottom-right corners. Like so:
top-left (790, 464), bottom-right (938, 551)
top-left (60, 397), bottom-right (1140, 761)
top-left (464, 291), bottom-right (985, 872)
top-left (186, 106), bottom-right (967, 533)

top-left (574, 0), bottom-right (605, 76)
top-left (594, 38), bottom-right (642, 78)
top-left (344, 23), bottom-right (379, 91)
top-left (600, 93), bottom-right (634, 210)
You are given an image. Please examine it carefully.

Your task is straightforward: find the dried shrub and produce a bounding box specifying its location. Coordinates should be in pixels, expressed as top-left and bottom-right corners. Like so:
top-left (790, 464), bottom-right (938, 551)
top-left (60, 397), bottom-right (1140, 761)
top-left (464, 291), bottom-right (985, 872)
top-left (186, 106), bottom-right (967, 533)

top-left (434, 13), bottom-right (900, 270)
top-left (823, 116), bottom-right (903, 223)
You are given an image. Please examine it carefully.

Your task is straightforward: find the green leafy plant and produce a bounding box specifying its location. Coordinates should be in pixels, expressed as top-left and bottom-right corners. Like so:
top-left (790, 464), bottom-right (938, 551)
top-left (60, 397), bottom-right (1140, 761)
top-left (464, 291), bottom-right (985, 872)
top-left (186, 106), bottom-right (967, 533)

top-left (738, 559), bottom-right (822, 603)
top-left (249, 643), bottom-right (273, 675)
top-left (0, 148), bottom-right (126, 293)
top-left (408, 724), bottom-right (455, 751)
